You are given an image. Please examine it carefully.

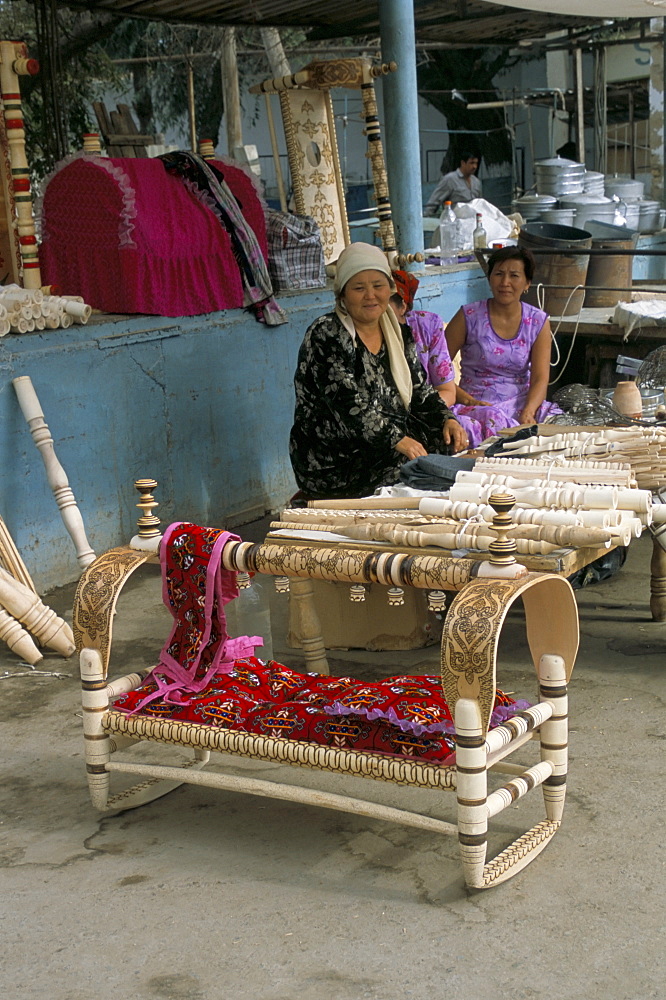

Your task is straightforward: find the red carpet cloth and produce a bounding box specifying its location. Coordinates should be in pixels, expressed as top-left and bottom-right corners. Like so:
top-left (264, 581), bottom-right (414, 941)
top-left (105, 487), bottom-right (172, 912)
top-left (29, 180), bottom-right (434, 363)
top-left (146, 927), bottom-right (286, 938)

top-left (40, 154), bottom-right (269, 317)
top-left (113, 657), bottom-right (527, 765)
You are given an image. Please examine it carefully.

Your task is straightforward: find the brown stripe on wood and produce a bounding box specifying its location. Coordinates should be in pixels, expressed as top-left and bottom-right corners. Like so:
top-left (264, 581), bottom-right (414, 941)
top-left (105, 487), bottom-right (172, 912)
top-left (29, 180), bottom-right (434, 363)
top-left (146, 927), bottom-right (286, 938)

top-left (399, 555), bottom-right (415, 586)
top-left (455, 764), bottom-right (487, 774)
top-left (455, 734), bottom-right (484, 748)
top-left (244, 543), bottom-right (261, 573)
top-left (458, 831), bottom-right (487, 846)
top-left (84, 733), bottom-right (111, 741)
top-left (544, 774), bottom-right (567, 786)
top-left (540, 741), bottom-right (568, 751)
top-left (515, 710), bottom-right (536, 729)
top-left (86, 763), bottom-right (108, 774)
top-left (81, 679), bottom-right (107, 691)
top-left (549, 713), bottom-right (568, 722)
top-left (457, 796), bottom-right (487, 807)
top-left (539, 684), bottom-right (568, 697)
top-left (364, 552), bottom-right (381, 582)
top-left (82, 705), bottom-right (109, 713)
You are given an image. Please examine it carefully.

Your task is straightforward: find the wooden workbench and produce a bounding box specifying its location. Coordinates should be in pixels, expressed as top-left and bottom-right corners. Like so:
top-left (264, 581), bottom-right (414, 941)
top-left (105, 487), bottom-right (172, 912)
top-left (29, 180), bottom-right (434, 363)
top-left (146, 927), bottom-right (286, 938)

top-left (549, 305), bottom-right (666, 386)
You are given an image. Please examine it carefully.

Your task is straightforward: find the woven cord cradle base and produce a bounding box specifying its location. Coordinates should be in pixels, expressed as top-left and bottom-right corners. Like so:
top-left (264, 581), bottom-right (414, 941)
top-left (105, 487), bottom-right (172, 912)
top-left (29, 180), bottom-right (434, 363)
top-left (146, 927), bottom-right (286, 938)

top-left (73, 499), bottom-right (579, 890)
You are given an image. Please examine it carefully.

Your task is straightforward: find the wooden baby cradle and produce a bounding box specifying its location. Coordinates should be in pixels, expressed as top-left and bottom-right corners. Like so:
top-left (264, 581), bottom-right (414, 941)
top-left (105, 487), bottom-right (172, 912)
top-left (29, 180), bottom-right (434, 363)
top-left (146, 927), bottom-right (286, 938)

top-left (73, 483), bottom-right (579, 890)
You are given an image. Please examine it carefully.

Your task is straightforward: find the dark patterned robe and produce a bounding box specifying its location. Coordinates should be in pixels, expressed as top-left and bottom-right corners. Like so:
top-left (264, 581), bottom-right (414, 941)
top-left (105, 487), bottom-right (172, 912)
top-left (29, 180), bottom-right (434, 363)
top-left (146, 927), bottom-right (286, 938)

top-left (289, 311), bottom-right (455, 499)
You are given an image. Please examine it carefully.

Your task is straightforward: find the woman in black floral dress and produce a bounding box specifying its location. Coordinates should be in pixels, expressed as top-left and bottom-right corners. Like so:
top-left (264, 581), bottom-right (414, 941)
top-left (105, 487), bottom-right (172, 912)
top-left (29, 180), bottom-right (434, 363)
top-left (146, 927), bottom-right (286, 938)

top-left (289, 243), bottom-right (467, 499)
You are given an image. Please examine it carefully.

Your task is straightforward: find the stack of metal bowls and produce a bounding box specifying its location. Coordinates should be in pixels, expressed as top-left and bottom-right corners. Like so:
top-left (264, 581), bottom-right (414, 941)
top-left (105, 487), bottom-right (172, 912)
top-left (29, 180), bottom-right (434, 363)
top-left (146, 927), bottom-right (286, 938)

top-left (583, 170), bottom-right (606, 196)
top-left (605, 175), bottom-right (644, 200)
top-left (535, 156), bottom-right (585, 197)
top-left (512, 192), bottom-right (557, 221)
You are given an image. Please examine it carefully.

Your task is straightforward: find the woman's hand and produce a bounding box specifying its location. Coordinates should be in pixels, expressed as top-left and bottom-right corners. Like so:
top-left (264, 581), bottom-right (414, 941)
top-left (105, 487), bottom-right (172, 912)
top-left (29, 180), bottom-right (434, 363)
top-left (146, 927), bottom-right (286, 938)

top-left (518, 407), bottom-right (537, 425)
top-left (395, 436), bottom-right (428, 460)
top-left (455, 386), bottom-right (491, 407)
top-left (443, 418), bottom-right (469, 453)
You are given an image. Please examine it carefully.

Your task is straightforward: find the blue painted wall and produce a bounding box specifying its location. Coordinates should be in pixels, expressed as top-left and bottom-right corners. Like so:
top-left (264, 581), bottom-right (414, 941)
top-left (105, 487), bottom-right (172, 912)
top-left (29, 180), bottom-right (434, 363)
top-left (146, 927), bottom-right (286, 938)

top-left (0, 265), bottom-right (487, 592)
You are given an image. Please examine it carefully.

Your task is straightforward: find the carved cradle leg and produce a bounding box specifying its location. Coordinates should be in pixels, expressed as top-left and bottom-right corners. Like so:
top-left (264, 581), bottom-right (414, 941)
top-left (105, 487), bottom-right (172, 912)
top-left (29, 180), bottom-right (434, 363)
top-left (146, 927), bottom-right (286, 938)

top-left (80, 647), bottom-right (211, 813)
top-left (442, 573), bottom-right (578, 890)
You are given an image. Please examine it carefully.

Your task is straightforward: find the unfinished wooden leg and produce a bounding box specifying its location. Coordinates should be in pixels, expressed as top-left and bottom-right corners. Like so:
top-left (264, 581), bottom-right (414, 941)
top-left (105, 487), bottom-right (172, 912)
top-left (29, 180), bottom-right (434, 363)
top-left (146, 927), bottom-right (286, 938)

top-left (538, 653), bottom-right (569, 823)
top-left (288, 577), bottom-right (329, 674)
top-left (649, 534), bottom-right (666, 622)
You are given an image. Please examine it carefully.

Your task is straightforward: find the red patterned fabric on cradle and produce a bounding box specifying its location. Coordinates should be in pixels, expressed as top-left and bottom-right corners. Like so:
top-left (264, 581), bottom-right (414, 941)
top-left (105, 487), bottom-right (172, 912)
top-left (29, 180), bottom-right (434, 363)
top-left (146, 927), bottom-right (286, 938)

top-left (40, 154), bottom-right (268, 317)
top-left (113, 657), bottom-right (527, 765)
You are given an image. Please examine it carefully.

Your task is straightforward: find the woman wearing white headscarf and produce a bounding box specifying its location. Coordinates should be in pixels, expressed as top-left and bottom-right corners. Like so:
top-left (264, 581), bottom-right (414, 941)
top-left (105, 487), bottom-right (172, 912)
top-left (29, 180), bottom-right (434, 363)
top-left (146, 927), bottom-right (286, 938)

top-left (289, 242), bottom-right (467, 499)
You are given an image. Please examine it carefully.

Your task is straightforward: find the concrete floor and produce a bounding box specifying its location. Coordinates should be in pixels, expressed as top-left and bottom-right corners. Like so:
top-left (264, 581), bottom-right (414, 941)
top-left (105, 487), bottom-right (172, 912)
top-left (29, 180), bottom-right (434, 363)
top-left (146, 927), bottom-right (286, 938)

top-left (1, 525), bottom-right (665, 1000)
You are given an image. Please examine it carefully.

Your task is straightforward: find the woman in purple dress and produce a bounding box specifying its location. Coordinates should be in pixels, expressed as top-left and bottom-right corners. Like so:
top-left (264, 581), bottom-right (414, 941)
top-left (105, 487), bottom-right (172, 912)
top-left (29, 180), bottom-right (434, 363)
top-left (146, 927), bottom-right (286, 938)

top-left (445, 246), bottom-right (561, 448)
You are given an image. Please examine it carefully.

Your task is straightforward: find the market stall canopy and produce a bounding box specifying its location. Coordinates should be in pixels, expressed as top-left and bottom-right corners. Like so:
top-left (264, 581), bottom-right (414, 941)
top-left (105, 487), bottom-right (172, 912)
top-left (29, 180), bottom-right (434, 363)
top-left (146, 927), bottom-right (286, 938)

top-left (54, 0), bottom-right (610, 46)
top-left (478, 0), bottom-right (661, 18)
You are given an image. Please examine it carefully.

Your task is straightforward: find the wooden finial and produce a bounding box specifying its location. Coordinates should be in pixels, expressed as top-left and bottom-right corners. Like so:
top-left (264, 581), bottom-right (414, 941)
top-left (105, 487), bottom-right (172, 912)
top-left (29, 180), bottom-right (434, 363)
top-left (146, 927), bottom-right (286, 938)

top-left (487, 489), bottom-right (518, 568)
top-left (198, 138), bottom-right (215, 159)
top-left (387, 586), bottom-right (405, 606)
top-left (134, 479), bottom-right (160, 538)
top-left (82, 132), bottom-right (102, 154)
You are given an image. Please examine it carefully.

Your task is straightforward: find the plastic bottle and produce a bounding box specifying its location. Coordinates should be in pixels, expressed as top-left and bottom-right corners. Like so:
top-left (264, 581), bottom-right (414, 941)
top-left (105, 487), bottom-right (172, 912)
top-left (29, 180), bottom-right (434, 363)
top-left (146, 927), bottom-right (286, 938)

top-left (439, 201), bottom-right (458, 266)
top-left (473, 213), bottom-right (487, 249)
top-left (225, 572), bottom-right (274, 661)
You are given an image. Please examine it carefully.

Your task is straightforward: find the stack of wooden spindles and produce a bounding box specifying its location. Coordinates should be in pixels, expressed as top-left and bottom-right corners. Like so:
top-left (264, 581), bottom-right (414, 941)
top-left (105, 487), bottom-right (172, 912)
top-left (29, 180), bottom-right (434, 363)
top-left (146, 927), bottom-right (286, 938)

top-left (0, 284), bottom-right (92, 335)
top-left (0, 514), bottom-right (75, 665)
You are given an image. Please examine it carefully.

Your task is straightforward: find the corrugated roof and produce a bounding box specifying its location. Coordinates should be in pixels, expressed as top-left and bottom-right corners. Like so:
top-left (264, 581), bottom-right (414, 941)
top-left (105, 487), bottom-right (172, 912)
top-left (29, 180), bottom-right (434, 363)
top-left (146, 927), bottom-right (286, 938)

top-left (56, 0), bottom-right (605, 46)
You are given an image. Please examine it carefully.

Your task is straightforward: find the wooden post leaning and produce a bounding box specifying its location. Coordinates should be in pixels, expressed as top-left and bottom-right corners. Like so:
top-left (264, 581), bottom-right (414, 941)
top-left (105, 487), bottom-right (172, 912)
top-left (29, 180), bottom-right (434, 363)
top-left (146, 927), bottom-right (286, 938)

top-left (13, 376), bottom-right (96, 570)
top-left (0, 41), bottom-right (41, 288)
top-left (0, 606), bottom-right (42, 664)
top-left (0, 565), bottom-right (74, 656)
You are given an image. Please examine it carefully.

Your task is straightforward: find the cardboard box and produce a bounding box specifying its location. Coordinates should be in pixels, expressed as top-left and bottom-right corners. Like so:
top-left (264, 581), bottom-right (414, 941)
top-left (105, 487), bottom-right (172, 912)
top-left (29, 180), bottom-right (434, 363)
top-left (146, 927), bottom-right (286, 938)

top-left (287, 579), bottom-right (442, 651)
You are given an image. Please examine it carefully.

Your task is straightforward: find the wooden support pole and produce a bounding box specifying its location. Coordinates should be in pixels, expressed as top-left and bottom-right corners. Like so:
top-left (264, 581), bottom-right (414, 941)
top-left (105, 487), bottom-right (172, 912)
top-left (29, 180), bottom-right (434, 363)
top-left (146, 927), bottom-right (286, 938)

top-left (221, 28), bottom-right (243, 156)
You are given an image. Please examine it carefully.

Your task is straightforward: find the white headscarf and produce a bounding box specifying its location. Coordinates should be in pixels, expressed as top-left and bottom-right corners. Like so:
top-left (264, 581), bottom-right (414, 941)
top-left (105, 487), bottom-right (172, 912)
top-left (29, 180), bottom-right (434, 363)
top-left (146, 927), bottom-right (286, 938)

top-left (333, 243), bottom-right (413, 409)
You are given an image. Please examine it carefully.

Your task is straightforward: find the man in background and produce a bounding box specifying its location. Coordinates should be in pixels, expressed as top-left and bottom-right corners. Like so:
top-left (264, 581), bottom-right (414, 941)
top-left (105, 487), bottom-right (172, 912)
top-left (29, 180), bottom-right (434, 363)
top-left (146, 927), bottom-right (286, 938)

top-left (424, 151), bottom-right (482, 217)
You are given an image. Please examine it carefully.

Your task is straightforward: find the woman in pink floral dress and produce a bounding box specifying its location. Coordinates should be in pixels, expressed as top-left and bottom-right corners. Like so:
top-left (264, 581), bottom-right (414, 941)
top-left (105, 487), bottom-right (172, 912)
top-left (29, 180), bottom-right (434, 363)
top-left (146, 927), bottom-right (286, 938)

top-left (445, 246), bottom-right (561, 448)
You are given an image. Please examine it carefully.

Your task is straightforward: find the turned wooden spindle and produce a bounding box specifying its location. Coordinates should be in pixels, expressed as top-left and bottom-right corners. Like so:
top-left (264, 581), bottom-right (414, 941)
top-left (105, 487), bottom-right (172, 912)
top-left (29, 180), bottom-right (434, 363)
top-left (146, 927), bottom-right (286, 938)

top-left (0, 566), bottom-right (75, 656)
top-left (12, 376), bottom-right (96, 569)
top-left (0, 41), bottom-right (41, 288)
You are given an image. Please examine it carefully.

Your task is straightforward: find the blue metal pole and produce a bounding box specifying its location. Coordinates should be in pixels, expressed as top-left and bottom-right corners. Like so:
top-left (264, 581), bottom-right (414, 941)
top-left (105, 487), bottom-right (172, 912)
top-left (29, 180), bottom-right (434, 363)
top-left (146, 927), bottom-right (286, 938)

top-left (379, 0), bottom-right (424, 268)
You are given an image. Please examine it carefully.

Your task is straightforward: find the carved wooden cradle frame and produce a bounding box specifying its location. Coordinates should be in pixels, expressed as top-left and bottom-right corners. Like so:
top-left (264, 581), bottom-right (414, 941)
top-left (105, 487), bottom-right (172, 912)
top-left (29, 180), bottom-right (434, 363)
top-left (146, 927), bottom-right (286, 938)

top-left (73, 536), bottom-right (578, 890)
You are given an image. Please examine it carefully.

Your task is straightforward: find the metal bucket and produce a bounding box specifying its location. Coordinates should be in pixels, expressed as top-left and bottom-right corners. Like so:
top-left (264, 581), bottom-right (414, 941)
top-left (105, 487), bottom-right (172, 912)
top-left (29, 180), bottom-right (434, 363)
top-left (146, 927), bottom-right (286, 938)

top-left (559, 195), bottom-right (617, 230)
top-left (541, 208), bottom-right (576, 226)
top-left (519, 222), bottom-right (592, 316)
top-left (582, 220), bottom-right (638, 308)
top-left (512, 193), bottom-right (558, 220)
top-left (638, 200), bottom-right (662, 234)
